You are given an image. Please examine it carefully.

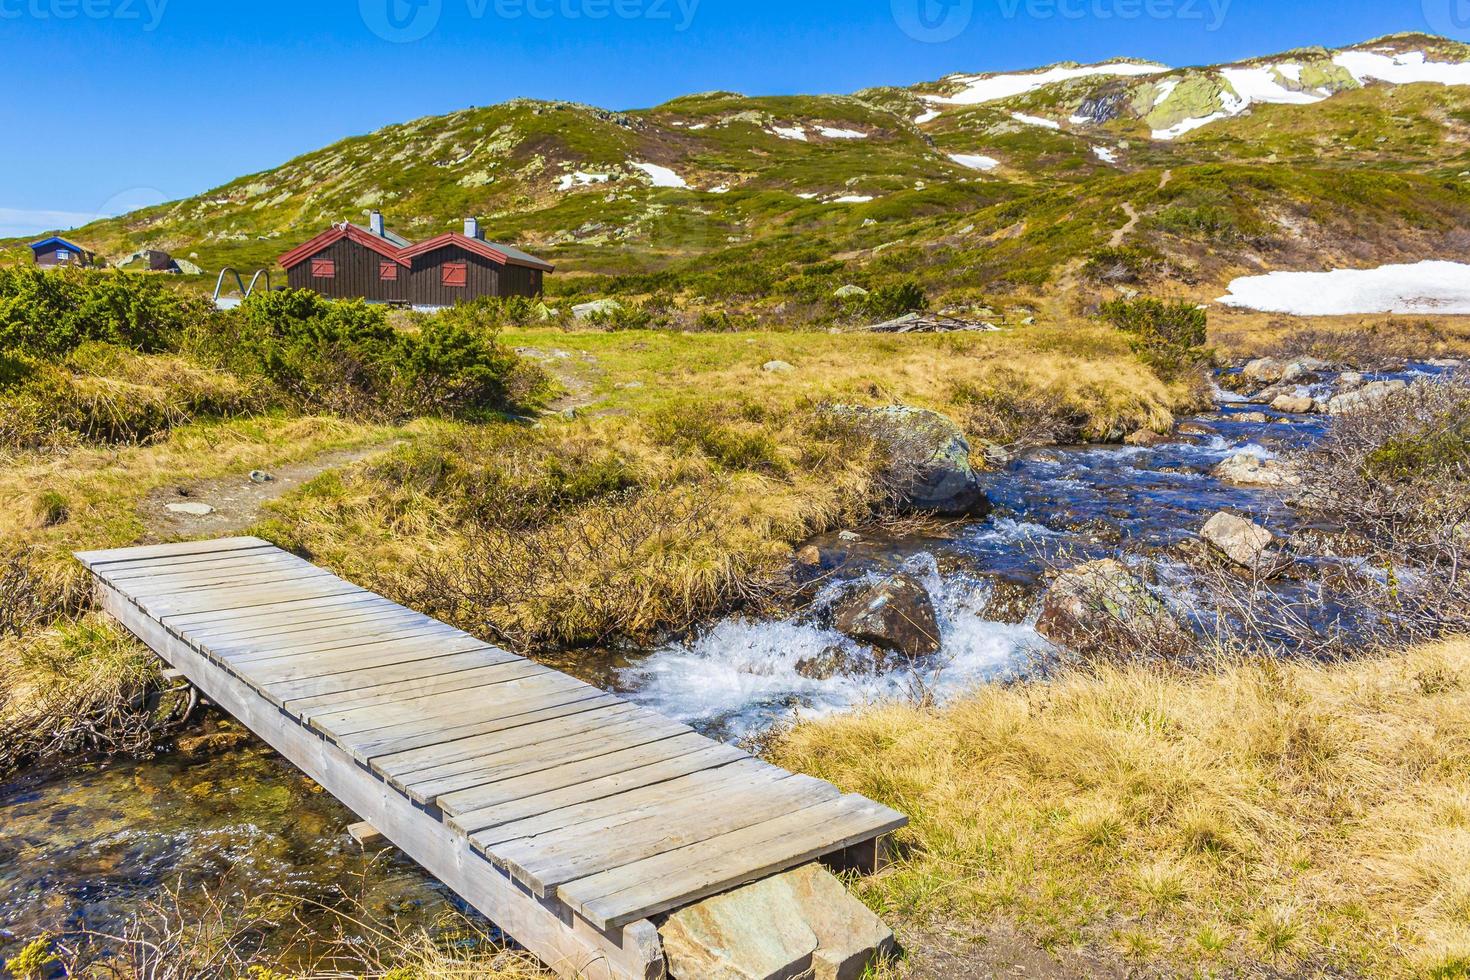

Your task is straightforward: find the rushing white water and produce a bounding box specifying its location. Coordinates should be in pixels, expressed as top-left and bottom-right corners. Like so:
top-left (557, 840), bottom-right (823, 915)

top-left (621, 553), bottom-right (1040, 739)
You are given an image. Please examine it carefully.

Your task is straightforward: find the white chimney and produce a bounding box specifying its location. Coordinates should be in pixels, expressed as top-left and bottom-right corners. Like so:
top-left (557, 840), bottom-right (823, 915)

top-left (464, 217), bottom-right (482, 240)
top-left (370, 211), bottom-right (385, 237)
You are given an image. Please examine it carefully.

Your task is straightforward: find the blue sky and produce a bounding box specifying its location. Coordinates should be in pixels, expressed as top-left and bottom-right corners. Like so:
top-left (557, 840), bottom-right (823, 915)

top-left (0, 0), bottom-right (1460, 236)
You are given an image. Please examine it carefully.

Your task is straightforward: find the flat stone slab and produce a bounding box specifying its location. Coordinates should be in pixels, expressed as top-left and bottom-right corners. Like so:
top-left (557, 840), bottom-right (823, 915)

top-left (661, 863), bottom-right (895, 980)
top-left (165, 502), bottom-right (216, 517)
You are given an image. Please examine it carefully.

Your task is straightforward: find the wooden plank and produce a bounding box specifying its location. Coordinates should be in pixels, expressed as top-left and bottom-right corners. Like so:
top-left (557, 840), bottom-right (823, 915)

top-left (263, 647), bottom-right (523, 706)
top-left (121, 566), bottom-right (341, 603)
top-left (75, 536), bottom-right (269, 569)
top-left (342, 687), bottom-right (617, 764)
top-left (448, 742), bottom-right (749, 836)
top-left (102, 549), bottom-right (305, 584)
top-left (562, 796), bottom-right (910, 931)
top-left (197, 606), bottom-right (439, 656)
top-left (91, 545), bottom-right (280, 578)
top-left (240, 635), bottom-right (491, 688)
top-left (381, 703), bottom-right (644, 781)
top-left (288, 659), bottom-right (546, 719)
top-left (162, 592), bottom-right (393, 634)
top-left (91, 578), bottom-right (665, 980)
top-left (500, 773), bottom-right (843, 897)
top-left (438, 733), bottom-right (727, 822)
top-left (147, 579), bottom-right (365, 621)
top-left (386, 714), bottom-right (691, 806)
top-left (307, 662), bottom-right (563, 735)
top-left (219, 620), bottom-right (467, 667)
top-left (472, 758), bottom-right (780, 852)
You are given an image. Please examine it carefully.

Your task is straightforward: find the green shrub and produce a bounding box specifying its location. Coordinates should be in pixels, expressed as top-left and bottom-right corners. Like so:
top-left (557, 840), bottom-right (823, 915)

top-left (0, 268), bottom-right (209, 360)
top-left (1099, 298), bottom-right (1210, 380)
top-left (189, 289), bottom-right (538, 420)
top-left (864, 281), bottom-right (927, 321)
top-left (1082, 246), bottom-right (1164, 285)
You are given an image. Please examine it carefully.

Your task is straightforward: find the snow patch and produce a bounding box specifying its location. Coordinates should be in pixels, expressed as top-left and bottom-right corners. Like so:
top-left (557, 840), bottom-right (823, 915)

top-left (1009, 112), bottom-right (1061, 130)
top-left (556, 171), bottom-right (612, 191)
top-left (631, 162), bottom-right (688, 188)
top-left (1151, 78), bottom-right (1181, 106)
top-left (915, 110), bottom-right (942, 125)
top-left (832, 195), bottom-right (875, 203)
top-left (1220, 65), bottom-right (1327, 105)
top-left (771, 125), bottom-right (808, 141)
top-left (949, 152), bottom-right (1000, 171)
top-left (1091, 145), bottom-right (1118, 163)
top-left (1152, 90), bottom-right (1247, 140)
top-left (1333, 49), bottom-right (1470, 88)
top-left (1218, 260), bottom-right (1470, 315)
top-left (817, 126), bottom-right (868, 139)
top-left (927, 61), bottom-right (1166, 106)
top-left (707, 184), bottom-right (731, 194)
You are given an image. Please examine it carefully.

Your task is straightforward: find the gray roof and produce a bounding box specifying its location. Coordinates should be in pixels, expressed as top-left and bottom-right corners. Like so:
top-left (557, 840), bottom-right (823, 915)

top-left (351, 222), bottom-right (413, 249)
top-left (485, 240), bottom-right (554, 271)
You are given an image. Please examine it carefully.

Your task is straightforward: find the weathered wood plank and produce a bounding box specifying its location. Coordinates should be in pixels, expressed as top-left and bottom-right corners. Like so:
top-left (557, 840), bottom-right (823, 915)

top-left (438, 732), bottom-right (726, 822)
top-left (343, 688), bottom-right (618, 764)
top-left (448, 742), bottom-right (750, 837)
top-left (163, 593), bottom-right (394, 635)
top-left (388, 715), bottom-right (692, 806)
top-left (75, 536), bottom-right (270, 569)
top-left (102, 550), bottom-right (306, 584)
top-left (197, 607), bottom-right (439, 656)
top-left (218, 620), bottom-right (466, 667)
top-left (471, 759), bottom-right (782, 851)
top-left (240, 635), bottom-right (491, 688)
top-left (502, 773), bottom-right (843, 898)
top-left (307, 662), bottom-right (563, 735)
top-left (289, 659), bottom-right (548, 720)
top-left (562, 796), bottom-right (910, 931)
top-left (263, 647), bottom-right (523, 706)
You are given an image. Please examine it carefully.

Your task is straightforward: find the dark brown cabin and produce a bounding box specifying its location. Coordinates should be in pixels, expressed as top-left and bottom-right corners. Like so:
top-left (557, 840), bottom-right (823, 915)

top-left (30, 237), bottom-right (95, 268)
top-left (278, 214), bottom-right (551, 308)
top-left (278, 213), bottom-right (411, 303)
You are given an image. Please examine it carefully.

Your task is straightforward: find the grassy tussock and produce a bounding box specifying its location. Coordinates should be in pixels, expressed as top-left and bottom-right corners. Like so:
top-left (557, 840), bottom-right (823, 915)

top-left (769, 637), bottom-right (1470, 977)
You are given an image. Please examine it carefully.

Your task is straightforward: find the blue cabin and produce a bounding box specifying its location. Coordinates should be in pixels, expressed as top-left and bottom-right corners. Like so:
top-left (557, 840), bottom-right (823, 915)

top-left (30, 236), bottom-right (95, 269)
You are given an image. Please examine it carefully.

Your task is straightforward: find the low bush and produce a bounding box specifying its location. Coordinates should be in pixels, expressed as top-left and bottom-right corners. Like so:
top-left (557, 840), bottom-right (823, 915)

top-left (0, 268), bottom-right (209, 360)
top-left (1081, 245), bottom-right (1166, 285)
top-left (188, 289), bottom-right (543, 421)
top-left (863, 280), bottom-right (927, 321)
top-left (1099, 297), bottom-right (1210, 381)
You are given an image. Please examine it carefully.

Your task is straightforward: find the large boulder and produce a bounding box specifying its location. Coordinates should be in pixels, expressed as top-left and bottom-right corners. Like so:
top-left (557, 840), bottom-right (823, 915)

top-left (1213, 453), bottom-right (1302, 489)
top-left (832, 573), bottom-right (941, 662)
top-left (1326, 379), bottom-right (1408, 415)
top-left (1270, 394), bottom-right (1317, 415)
top-left (1201, 512), bottom-right (1277, 569)
top-left (831, 405), bottom-right (992, 517)
top-left (661, 863), bottom-right (895, 980)
top-left (1035, 559), bottom-right (1178, 650)
top-left (571, 298), bottom-right (622, 320)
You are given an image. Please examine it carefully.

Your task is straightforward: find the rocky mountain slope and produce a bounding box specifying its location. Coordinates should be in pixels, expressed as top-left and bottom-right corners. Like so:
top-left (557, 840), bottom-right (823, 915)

top-left (11, 32), bottom-right (1470, 311)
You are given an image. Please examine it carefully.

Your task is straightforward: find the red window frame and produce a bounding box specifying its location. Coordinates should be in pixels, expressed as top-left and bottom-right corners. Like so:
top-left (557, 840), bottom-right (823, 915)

top-left (310, 258), bottom-right (336, 279)
top-left (379, 261), bottom-right (399, 282)
top-left (442, 262), bottom-right (468, 288)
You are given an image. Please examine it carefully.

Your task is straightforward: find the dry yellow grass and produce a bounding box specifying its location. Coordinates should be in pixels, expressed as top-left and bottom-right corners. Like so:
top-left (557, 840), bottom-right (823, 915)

top-left (1210, 308), bottom-right (1470, 360)
top-left (770, 638), bottom-right (1470, 978)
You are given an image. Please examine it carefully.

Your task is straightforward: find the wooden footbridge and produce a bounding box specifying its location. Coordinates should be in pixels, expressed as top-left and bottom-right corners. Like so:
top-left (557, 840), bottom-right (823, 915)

top-left (78, 537), bottom-right (906, 979)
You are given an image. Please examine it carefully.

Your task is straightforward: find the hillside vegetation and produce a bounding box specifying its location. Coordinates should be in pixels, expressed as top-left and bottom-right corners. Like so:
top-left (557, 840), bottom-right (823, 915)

top-left (10, 33), bottom-right (1470, 323)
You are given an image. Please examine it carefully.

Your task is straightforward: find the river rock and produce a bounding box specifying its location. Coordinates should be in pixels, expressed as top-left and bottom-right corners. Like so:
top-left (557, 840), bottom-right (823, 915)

top-left (1233, 411), bottom-right (1272, 424)
top-left (1201, 512), bottom-right (1277, 568)
top-left (1213, 453), bottom-right (1301, 488)
top-left (571, 298), bottom-right (622, 320)
top-left (660, 863), bottom-right (894, 980)
top-left (1240, 357), bottom-right (1290, 385)
top-left (830, 405), bottom-right (992, 518)
top-left (1270, 394), bottom-right (1317, 415)
top-left (1177, 421), bottom-right (1218, 437)
top-left (1125, 429), bottom-right (1171, 447)
top-left (176, 730), bottom-right (252, 758)
top-left (981, 576), bottom-right (1041, 624)
top-left (1035, 559), bottom-right (1176, 649)
top-left (1326, 379), bottom-right (1408, 415)
top-left (796, 646), bottom-right (864, 681)
top-left (1338, 371), bottom-right (1364, 387)
top-left (1427, 358), bottom-right (1464, 368)
top-left (795, 545), bottom-right (823, 569)
top-left (832, 573), bottom-right (941, 662)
